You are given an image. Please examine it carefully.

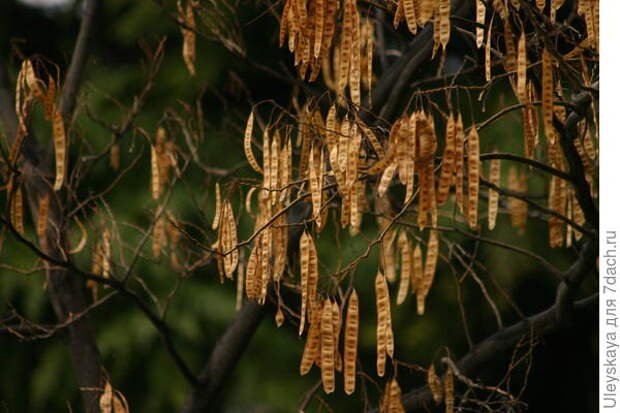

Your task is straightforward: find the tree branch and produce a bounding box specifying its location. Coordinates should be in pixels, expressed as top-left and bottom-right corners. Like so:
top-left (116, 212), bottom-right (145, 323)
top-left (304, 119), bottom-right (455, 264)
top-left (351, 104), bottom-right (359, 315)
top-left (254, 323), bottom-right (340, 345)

top-left (180, 301), bottom-right (269, 413)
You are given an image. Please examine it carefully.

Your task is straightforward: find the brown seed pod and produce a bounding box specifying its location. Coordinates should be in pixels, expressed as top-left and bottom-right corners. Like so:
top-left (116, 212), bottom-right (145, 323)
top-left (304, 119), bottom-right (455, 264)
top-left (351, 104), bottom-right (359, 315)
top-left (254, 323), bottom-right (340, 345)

top-left (467, 127), bottom-right (480, 230)
top-left (427, 364), bottom-right (443, 403)
top-left (411, 243), bottom-right (423, 295)
top-left (417, 229), bottom-right (438, 315)
top-left (179, 0), bottom-right (196, 76)
top-left (437, 113), bottom-right (456, 206)
top-left (9, 184), bottom-right (24, 235)
top-left (387, 378), bottom-right (406, 413)
top-left (476, 0), bottom-right (485, 48)
top-left (299, 231), bottom-right (311, 335)
top-left (444, 366), bottom-right (454, 413)
top-left (396, 231), bottom-right (412, 305)
top-left (517, 31), bottom-right (527, 103)
top-left (454, 113), bottom-right (465, 213)
top-left (488, 158), bottom-right (501, 230)
top-left (403, 0), bottom-right (417, 33)
top-left (349, 5), bottom-right (361, 106)
top-left (375, 271), bottom-right (391, 377)
top-left (244, 111), bottom-right (263, 174)
top-left (438, 0), bottom-right (451, 51)
top-left (332, 300), bottom-right (343, 372)
top-left (300, 300), bottom-right (322, 375)
top-left (344, 290), bottom-right (359, 395)
top-left (542, 48), bottom-right (555, 144)
top-left (52, 109), bottom-right (66, 191)
top-left (37, 193), bottom-right (50, 249)
top-left (320, 299), bottom-right (336, 393)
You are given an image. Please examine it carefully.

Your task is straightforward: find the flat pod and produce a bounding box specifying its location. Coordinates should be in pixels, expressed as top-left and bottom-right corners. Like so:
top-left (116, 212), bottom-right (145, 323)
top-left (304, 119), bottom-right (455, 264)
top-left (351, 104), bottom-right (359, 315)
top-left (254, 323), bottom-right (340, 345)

top-left (344, 290), bottom-right (359, 395)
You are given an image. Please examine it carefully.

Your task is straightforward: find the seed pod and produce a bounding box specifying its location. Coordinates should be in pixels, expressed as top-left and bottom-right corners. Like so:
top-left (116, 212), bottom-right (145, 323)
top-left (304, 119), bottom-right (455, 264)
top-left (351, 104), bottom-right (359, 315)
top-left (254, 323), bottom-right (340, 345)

top-left (338, 0), bottom-right (353, 99)
top-left (344, 290), bottom-right (359, 395)
top-left (349, 6), bottom-right (361, 106)
top-left (332, 300), bottom-right (343, 372)
top-left (102, 228), bottom-right (111, 279)
top-left (411, 243), bottom-right (423, 295)
top-left (299, 231), bottom-right (310, 335)
top-left (444, 366), bottom-right (454, 413)
top-left (394, 0), bottom-right (405, 29)
top-left (180, 0), bottom-right (196, 76)
top-left (467, 127), bottom-right (480, 229)
top-left (485, 18), bottom-right (492, 81)
top-left (244, 111), bottom-right (263, 174)
top-left (320, 300), bottom-right (336, 393)
top-left (517, 31), bottom-right (527, 103)
top-left (37, 193), bottom-right (50, 249)
top-left (375, 271), bottom-right (391, 377)
top-left (454, 113), bottom-right (465, 213)
top-left (221, 201), bottom-right (239, 278)
top-left (418, 0), bottom-right (434, 25)
top-left (437, 113), bottom-right (456, 206)
top-left (309, 143), bottom-right (322, 224)
top-left (314, 0), bottom-right (324, 58)
top-left (417, 229), bottom-right (438, 315)
top-left (427, 364), bottom-right (443, 403)
top-left (300, 301), bottom-right (322, 375)
top-left (52, 109), bottom-right (66, 191)
top-left (10, 184), bottom-right (24, 235)
top-left (152, 213), bottom-right (166, 258)
top-left (246, 239), bottom-right (261, 301)
top-left (438, 0), bottom-right (450, 50)
top-left (396, 231), bottom-right (411, 305)
top-left (404, 0), bottom-right (417, 33)
top-left (476, 0), bottom-right (485, 48)
top-left (488, 158), bottom-right (501, 230)
top-left (378, 162), bottom-right (398, 196)
top-left (387, 378), bottom-right (406, 413)
top-left (542, 48), bottom-right (555, 144)
top-left (212, 182), bottom-right (222, 230)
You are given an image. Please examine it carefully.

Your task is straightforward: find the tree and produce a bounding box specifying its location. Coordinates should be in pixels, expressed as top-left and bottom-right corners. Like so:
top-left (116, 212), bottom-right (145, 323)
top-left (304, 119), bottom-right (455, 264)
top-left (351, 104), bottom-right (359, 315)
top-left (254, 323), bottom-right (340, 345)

top-left (0, 0), bottom-right (598, 412)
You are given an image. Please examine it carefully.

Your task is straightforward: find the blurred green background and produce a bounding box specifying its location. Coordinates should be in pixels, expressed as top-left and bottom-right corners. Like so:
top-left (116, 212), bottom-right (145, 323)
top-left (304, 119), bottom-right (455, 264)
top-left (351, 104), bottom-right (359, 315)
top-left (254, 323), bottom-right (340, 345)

top-left (0, 1), bottom-right (597, 412)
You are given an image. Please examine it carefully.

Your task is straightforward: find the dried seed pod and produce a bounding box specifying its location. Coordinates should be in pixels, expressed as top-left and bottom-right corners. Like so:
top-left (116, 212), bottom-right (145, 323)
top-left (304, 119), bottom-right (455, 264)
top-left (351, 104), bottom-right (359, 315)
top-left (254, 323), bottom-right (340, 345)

top-left (427, 364), bottom-right (443, 403)
top-left (349, 6), bottom-right (361, 106)
top-left (476, 0), bottom-right (485, 48)
top-left (299, 231), bottom-right (310, 335)
top-left (152, 213), bottom-right (166, 258)
top-left (220, 201), bottom-right (239, 278)
top-left (485, 18), bottom-right (492, 81)
top-left (444, 366), bottom-right (454, 413)
top-left (314, 0), bottom-right (325, 58)
top-left (467, 127), bottom-right (480, 229)
top-left (246, 239), bottom-right (261, 301)
top-left (454, 113), bottom-right (465, 213)
top-left (338, 0), bottom-right (353, 99)
top-left (488, 158), bottom-right (501, 230)
top-left (332, 300), bottom-right (343, 372)
top-left (417, 229), bottom-right (438, 315)
top-left (179, 0), bottom-right (196, 76)
top-left (344, 290), bottom-right (359, 395)
top-left (52, 109), bottom-right (66, 191)
top-left (418, 0), bottom-right (434, 25)
top-left (321, 299), bottom-right (336, 393)
top-left (412, 243), bottom-right (423, 295)
top-left (396, 231), bottom-right (411, 305)
top-left (102, 228), bottom-right (111, 279)
top-left (375, 271), bottom-right (391, 377)
top-left (437, 113), bottom-right (456, 206)
top-left (10, 184), bottom-right (24, 235)
top-left (387, 378), bottom-right (406, 413)
top-left (542, 48), bottom-right (555, 144)
top-left (300, 301), bottom-right (322, 375)
top-left (517, 31), bottom-right (527, 103)
top-left (37, 193), bottom-right (50, 249)
top-left (438, 0), bottom-right (451, 50)
top-left (378, 162), bottom-right (398, 196)
top-left (244, 111), bottom-right (263, 174)
top-left (404, 0), bottom-right (417, 33)
top-left (212, 182), bottom-right (221, 230)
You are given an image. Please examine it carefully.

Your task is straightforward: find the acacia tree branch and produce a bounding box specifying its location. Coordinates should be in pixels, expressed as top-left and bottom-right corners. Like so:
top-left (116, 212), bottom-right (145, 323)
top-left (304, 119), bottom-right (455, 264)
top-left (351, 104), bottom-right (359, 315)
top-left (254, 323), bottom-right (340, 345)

top-left (180, 301), bottom-right (269, 413)
top-left (58, 0), bottom-right (100, 121)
